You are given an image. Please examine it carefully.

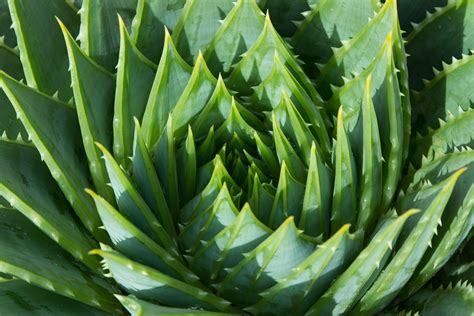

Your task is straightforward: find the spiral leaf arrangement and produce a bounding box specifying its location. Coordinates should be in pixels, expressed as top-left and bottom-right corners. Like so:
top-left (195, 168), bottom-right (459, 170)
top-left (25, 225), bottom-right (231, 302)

top-left (0, 0), bottom-right (472, 315)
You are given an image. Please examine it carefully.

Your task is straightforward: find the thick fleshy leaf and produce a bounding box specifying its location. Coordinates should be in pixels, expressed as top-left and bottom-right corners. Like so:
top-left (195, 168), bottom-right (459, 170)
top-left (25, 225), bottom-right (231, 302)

top-left (141, 30), bottom-right (191, 148)
top-left (315, 0), bottom-right (397, 97)
top-left (0, 280), bottom-right (109, 315)
top-left (177, 126), bottom-right (197, 204)
top-left (92, 246), bottom-right (234, 312)
top-left (0, 0), bottom-right (16, 46)
top-left (172, 0), bottom-right (235, 63)
top-left (130, 0), bottom-right (186, 62)
top-left (0, 140), bottom-right (99, 271)
top-left (249, 225), bottom-right (362, 315)
top-left (0, 208), bottom-right (119, 313)
top-left (118, 295), bottom-right (239, 315)
top-left (356, 76), bottom-right (383, 231)
top-left (300, 142), bottom-right (333, 238)
top-left (113, 18), bottom-right (156, 168)
top-left (190, 204), bottom-right (271, 284)
top-left (87, 189), bottom-right (199, 285)
top-left (171, 53), bottom-right (217, 137)
top-left (132, 119), bottom-right (176, 238)
top-left (204, 0), bottom-right (265, 74)
top-left (248, 174), bottom-right (276, 223)
top-left (331, 109), bottom-right (357, 233)
top-left (268, 162), bottom-right (305, 229)
top-left (78, 0), bottom-right (138, 70)
top-left (307, 210), bottom-right (418, 315)
top-left (412, 52), bottom-right (474, 132)
top-left (354, 169), bottom-right (465, 315)
top-left (218, 217), bottom-right (315, 306)
top-left (259, 0), bottom-right (311, 37)
top-left (0, 43), bottom-right (26, 140)
top-left (60, 20), bottom-right (115, 202)
top-left (0, 72), bottom-right (103, 239)
top-left (97, 143), bottom-right (177, 252)
top-left (292, 0), bottom-right (379, 66)
top-left (406, 0), bottom-right (474, 90)
top-left (8, 0), bottom-right (79, 100)
top-left (397, 0), bottom-right (448, 33)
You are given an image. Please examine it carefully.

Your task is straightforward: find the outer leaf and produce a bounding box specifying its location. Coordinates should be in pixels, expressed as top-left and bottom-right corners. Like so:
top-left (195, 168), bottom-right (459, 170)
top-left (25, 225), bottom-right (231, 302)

top-left (117, 295), bottom-right (239, 316)
top-left (79, 0), bottom-right (138, 70)
top-left (8, 0), bottom-right (79, 100)
top-left (60, 20), bottom-right (115, 202)
top-left (130, 0), bottom-right (186, 62)
top-left (92, 246), bottom-right (234, 312)
top-left (307, 209), bottom-right (419, 315)
top-left (0, 280), bottom-right (109, 315)
top-left (171, 0), bottom-right (235, 63)
top-left (354, 169), bottom-right (465, 315)
top-left (204, 0), bottom-right (265, 74)
top-left (0, 208), bottom-right (119, 313)
top-left (0, 0), bottom-right (16, 46)
top-left (113, 18), bottom-right (156, 168)
top-left (0, 72), bottom-right (103, 239)
top-left (292, 0), bottom-right (379, 66)
top-left (141, 30), bottom-right (192, 148)
top-left (0, 140), bottom-right (99, 271)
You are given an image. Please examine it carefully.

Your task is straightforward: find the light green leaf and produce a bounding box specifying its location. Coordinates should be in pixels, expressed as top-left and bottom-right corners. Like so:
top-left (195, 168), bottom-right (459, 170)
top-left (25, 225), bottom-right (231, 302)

top-left (0, 208), bottom-right (119, 313)
top-left (60, 20), bottom-right (115, 202)
top-left (0, 72), bottom-right (103, 240)
top-left (8, 0), bottom-right (79, 100)
top-left (113, 18), bottom-right (156, 168)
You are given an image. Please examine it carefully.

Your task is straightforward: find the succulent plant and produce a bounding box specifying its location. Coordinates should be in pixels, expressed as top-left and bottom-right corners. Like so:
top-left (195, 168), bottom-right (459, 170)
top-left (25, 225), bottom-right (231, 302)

top-left (0, 0), bottom-right (473, 315)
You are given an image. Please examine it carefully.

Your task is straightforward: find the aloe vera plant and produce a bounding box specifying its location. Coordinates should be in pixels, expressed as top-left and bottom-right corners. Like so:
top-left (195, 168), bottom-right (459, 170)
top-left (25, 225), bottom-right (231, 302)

top-left (0, 0), bottom-right (473, 315)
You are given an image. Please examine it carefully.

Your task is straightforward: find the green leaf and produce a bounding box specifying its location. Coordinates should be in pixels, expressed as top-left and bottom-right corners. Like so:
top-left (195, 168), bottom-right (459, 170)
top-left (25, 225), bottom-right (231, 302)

top-left (259, 0), bottom-right (311, 37)
top-left (0, 72), bottom-right (103, 240)
top-left (60, 20), bottom-right (115, 202)
top-left (0, 140), bottom-right (99, 271)
top-left (0, 280), bottom-right (110, 315)
top-left (307, 210), bottom-right (418, 315)
top-left (315, 0), bottom-right (397, 97)
top-left (412, 53), bottom-right (474, 132)
top-left (0, 0), bottom-right (16, 46)
top-left (203, 0), bottom-right (265, 74)
top-left (132, 119), bottom-right (176, 238)
top-left (180, 183), bottom-right (238, 254)
top-left (190, 204), bottom-right (270, 283)
top-left (177, 126), bottom-right (197, 204)
top-left (331, 108), bottom-right (357, 233)
top-left (97, 143), bottom-right (177, 253)
top-left (78, 0), bottom-right (138, 70)
top-left (354, 168), bottom-right (465, 315)
top-left (117, 295), bottom-right (239, 316)
top-left (8, 0), bottom-right (79, 100)
top-left (130, 0), bottom-right (186, 62)
top-left (356, 76), bottom-right (383, 231)
top-left (172, 0), bottom-right (235, 63)
top-left (397, 0), bottom-right (447, 33)
top-left (248, 174), bottom-right (276, 223)
top-left (300, 142), bottom-right (333, 238)
top-left (141, 30), bottom-right (191, 148)
top-left (113, 17), bottom-right (156, 168)
top-left (249, 225), bottom-right (362, 315)
top-left (87, 189), bottom-right (199, 285)
top-left (153, 116), bottom-right (180, 220)
top-left (0, 44), bottom-right (26, 140)
top-left (218, 217), bottom-right (315, 306)
top-left (0, 208), bottom-right (119, 313)
top-left (406, 0), bottom-right (474, 90)
top-left (292, 0), bottom-right (379, 66)
top-left (268, 162), bottom-right (305, 229)
top-left (92, 246), bottom-right (234, 312)
top-left (171, 53), bottom-right (217, 138)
